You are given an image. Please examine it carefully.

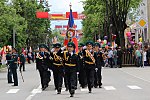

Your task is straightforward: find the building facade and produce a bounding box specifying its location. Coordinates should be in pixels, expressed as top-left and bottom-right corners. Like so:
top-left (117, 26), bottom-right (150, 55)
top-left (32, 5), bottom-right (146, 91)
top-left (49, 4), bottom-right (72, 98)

top-left (148, 0), bottom-right (150, 42)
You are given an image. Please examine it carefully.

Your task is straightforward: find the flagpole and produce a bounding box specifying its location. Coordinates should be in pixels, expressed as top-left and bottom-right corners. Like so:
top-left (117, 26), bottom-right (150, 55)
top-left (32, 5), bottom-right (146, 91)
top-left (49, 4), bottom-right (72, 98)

top-left (68, 2), bottom-right (72, 43)
top-left (69, 2), bottom-right (72, 9)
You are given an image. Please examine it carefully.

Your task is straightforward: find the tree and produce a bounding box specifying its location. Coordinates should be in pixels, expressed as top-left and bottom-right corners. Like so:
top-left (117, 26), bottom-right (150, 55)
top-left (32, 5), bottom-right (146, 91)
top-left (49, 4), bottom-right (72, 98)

top-left (105, 0), bottom-right (141, 47)
top-left (0, 0), bottom-right (51, 50)
top-left (127, 8), bottom-right (140, 26)
top-left (82, 0), bottom-right (106, 43)
top-left (50, 29), bottom-right (64, 44)
top-left (12, 0), bottom-right (51, 49)
top-left (82, 0), bottom-right (141, 47)
top-left (0, 0), bottom-right (27, 48)
top-left (24, 0), bottom-right (51, 49)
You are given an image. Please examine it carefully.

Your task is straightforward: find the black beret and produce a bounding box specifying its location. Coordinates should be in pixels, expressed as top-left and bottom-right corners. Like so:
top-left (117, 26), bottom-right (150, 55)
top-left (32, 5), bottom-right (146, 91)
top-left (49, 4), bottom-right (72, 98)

top-left (86, 41), bottom-right (94, 46)
top-left (67, 42), bottom-right (76, 48)
top-left (78, 43), bottom-right (84, 47)
top-left (39, 44), bottom-right (47, 48)
top-left (54, 43), bottom-right (61, 48)
top-left (94, 42), bottom-right (100, 47)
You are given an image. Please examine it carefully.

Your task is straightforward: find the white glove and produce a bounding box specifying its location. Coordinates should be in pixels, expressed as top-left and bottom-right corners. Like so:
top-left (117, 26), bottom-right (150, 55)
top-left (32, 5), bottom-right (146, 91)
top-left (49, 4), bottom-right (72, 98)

top-left (61, 46), bottom-right (67, 51)
top-left (77, 72), bottom-right (79, 75)
top-left (95, 68), bottom-right (98, 71)
top-left (51, 48), bottom-right (55, 52)
top-left (71, 52), bottom-right (73, 56)
top-left (83, 46), bottom-right (87, 49)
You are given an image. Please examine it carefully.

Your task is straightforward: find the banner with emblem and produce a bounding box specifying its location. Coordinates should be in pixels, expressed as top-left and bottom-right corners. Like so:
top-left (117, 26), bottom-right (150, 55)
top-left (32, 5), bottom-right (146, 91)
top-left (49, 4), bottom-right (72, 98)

top-left (64, 4), bottom-right (78, 52)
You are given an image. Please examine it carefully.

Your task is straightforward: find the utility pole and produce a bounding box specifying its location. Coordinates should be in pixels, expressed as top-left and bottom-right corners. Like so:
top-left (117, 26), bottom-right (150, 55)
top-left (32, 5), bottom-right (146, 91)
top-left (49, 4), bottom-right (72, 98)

top-left (147, 0), bottom-right (150, 42)
top-left (13, 27), bottom-right (16, 48)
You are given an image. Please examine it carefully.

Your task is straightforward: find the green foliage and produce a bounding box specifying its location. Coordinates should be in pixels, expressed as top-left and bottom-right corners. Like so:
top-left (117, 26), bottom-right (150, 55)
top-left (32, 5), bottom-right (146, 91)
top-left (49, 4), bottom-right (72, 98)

top-left (0, 0), bottom-right (51, 50)
top-left (0, 0), bottom-right (27, 47)
top-left (24, 1), bottom-right (51, 49)
top-left (50, 29), bottom-right (64, 44)
top-left (82, 0), bottom-right (141, 47)
top-left (82, 0), bottom-right (105, 42)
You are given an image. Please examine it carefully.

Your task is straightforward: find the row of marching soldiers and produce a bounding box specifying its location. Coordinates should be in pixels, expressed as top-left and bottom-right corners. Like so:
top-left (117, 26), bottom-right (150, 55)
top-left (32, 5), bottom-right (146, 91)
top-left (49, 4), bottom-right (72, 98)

top-left (36, 41), bottom-right (104, 97)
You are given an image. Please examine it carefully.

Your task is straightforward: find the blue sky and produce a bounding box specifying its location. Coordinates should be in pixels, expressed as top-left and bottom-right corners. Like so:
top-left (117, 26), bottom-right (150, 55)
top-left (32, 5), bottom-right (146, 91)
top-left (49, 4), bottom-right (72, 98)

top-left (49, 0), bottom-right (84, 13)
top-left (49, 0), bottom-right (85, 30)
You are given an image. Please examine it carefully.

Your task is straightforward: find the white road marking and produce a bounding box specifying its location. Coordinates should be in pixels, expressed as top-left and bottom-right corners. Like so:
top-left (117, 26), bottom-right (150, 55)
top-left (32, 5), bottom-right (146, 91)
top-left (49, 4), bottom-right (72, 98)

top-left (80, 87), bottom-right (88, 92)
top-left (104, 86), bottom-right (116, 90)
top-left (6, 89), bottom-right (19, 94)
top-left (25, 85), bottom-right (41, 100)
top-left (120, 69), bottom-right (150, 83)
top-left (25, 94), bottom-right (36, 100)
top-left (31, 89), bottom-right (42, 94)
top-left (127, 85), bottom-right (142, 90)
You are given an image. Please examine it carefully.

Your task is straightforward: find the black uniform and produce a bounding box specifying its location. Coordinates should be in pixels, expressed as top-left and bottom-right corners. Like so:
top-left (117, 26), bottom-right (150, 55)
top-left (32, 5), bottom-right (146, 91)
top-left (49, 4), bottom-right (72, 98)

top-left (36, 51), bottom-right (51, 90)
top-left (19, 53), bottom-right (26, 71)
top-left (51, 49), bottom-right (64, 94)
top-left (117, 48), bottom-right (123, 68)
top-left (78, 51), bottom-right (87, 88)
top-left (9, 53), bottom-right (19, 86)
top-left (83, 49), bottom-right (97, 93)
top-left (94, 50), bottom-right (103, 88)
top-left (6, 53), bottom-right (13, 83)
top-left (63, 50), bottom-right (79, 97)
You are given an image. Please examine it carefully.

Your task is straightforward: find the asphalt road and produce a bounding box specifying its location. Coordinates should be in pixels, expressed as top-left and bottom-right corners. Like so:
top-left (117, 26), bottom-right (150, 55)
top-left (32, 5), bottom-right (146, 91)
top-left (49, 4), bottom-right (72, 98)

top-left (0, 63), bottom-right (150, 100)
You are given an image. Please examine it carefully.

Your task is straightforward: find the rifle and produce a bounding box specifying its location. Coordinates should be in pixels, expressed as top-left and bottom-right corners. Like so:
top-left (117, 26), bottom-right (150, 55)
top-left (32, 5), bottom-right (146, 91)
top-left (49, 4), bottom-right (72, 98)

top-left (20, 70), bottom-right (24, 82)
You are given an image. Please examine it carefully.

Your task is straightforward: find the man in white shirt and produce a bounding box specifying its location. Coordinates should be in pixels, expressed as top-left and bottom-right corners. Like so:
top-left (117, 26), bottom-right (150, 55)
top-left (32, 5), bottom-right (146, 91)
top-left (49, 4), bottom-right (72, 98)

top-left (108, 47), bottom-right (114, 68)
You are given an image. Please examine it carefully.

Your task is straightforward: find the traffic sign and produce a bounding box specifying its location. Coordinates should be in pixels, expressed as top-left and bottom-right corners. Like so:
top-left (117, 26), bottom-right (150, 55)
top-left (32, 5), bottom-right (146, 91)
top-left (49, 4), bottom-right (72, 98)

top-left (138, 18), bottom-right (147, 28)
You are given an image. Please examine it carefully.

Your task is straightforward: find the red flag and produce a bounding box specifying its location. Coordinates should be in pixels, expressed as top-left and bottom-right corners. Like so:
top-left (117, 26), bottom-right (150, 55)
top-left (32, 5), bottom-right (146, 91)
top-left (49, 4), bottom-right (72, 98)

top-left (64, 39), bottom-right (69, 46)
top-left (72, 37), bottom-right (78, 53)
top-left (36, 12), bottom-right (49, 19)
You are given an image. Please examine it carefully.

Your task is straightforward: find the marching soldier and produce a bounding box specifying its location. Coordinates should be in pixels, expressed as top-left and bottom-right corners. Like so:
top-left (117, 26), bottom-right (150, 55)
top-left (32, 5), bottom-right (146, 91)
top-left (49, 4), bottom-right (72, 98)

top-left (8, 48), bottom-right (19, 86)
top-left (78, 43), bottom-right (87, 88)
top-left (36, 44), bottom-right (51, 90)
top-left (45, 46), bottom-right (51, 84)
top-left (63, 42), bottom-right (79, 97)
top-left (83, 41), bottom-right (97, 93)
top-left (51, 43), bottom-right (64, 94)
top-left (94, 42), bottom-right (103, 88)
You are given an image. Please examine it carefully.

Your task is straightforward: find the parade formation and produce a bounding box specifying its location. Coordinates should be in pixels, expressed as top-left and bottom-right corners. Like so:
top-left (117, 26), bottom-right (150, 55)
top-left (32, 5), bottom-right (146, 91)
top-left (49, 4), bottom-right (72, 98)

top-left (1, 0), bottom-right (150, 99)
top-left (2, 39), bottom-right (107, 97)
top-left (35, 41), bottom-right (104, 97)
top-left (1, 41), bottom-right (150, 98)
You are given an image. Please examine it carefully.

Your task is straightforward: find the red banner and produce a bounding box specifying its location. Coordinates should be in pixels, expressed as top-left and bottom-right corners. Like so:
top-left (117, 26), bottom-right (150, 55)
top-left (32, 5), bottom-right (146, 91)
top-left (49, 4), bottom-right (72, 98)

top-left (36, 12), bottom-right (49, 19)
top-left (66, 12), bottom-right (78, 18)
top-left (55, 25), bottom-right (77, 29)
top-left (55, 25), bottom-right (62, 29)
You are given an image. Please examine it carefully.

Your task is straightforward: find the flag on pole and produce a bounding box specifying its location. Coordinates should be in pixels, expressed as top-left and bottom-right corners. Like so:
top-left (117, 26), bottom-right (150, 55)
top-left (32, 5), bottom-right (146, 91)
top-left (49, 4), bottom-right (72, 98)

top-left (64, 6), bottom-right (78, 52)
top-left (67, 8), bottom-right (74, 29)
